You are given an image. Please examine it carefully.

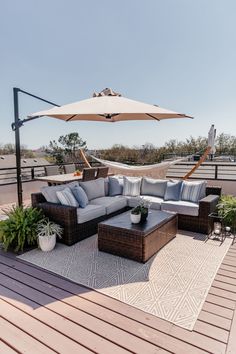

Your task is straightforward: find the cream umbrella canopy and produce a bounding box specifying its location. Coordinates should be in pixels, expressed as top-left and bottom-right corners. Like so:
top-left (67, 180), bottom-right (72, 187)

top-left (13, 87), bottom-right (193, 206)
top-left (28, 88), bottom-right (193, 122)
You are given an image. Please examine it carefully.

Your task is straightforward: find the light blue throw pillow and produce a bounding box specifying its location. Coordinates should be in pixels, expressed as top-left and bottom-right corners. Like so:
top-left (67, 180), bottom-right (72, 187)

top-left (109, 176), bottom-right (124, 196)
top-left (164, 180), bottom-right (183, 201)
top-left (71, 185), bottom-right (89, 208)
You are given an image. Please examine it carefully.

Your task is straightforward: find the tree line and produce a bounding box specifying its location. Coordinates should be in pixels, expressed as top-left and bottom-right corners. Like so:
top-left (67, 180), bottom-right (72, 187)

top-left (97, 133), bottom-right (236, 164)
top-left (1, 132), bottom-right (236, 165)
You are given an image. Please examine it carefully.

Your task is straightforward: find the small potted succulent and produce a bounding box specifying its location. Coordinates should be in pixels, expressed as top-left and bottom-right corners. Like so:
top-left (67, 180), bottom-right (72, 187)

top-left (130, 198), bottom-right (152, 224)
top-left (130, 206), bottom-right (141, 224)
top-left (37, 219), bottom-right (63, 252)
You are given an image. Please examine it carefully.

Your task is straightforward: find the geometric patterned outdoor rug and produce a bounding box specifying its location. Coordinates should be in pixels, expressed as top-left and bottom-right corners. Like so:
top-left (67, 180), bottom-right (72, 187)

top-left (18, 232), bottom-right (231, 330)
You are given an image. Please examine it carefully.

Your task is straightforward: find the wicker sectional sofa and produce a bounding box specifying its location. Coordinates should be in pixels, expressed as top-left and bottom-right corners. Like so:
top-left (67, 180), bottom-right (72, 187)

top-left (31, 177), bottom-right (221, 246)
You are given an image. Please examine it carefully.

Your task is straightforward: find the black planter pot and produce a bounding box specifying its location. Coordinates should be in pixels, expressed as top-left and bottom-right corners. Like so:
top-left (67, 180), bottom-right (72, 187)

top-left (140, 208), bottom-right (148, 223)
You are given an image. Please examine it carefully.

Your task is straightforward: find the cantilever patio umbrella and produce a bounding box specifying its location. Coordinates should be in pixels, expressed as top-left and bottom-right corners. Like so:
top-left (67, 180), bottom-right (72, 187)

top-left (13, 88), bottom-right (193, 205)
top-left (28, 88), bottom-right (193, 122)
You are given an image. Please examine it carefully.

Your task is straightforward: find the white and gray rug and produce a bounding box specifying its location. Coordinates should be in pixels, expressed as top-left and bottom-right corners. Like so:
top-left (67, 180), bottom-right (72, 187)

top-left (18, 232), bottom-right (231, 330)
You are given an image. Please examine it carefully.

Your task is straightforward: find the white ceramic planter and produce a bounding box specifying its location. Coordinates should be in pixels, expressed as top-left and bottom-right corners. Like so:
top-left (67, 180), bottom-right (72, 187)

top-left (130, 213), bottom-right (141, 224)
top-left (38, 234), bottom-right (56, 252)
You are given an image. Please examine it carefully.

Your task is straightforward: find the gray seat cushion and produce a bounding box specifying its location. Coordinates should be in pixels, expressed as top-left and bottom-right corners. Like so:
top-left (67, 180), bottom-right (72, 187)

top-left (91, 196), bottom-right (127, 215)
top-left (125, 196), bottom-right (141, 208)
top-left (161, 200), bottom-right (199, 216)
top-left (126, 195), bottom-right (163, 210)
top-left (141, 177), bottom-right (167, 198)
top-left (76, 204), bottom-right (106, 224)
top-left (139, 195), bottom-right (163, 210)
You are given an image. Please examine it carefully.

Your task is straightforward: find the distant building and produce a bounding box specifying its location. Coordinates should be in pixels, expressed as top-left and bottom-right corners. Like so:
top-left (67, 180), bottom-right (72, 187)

top-left (0, 155), bottom-right (50, 184)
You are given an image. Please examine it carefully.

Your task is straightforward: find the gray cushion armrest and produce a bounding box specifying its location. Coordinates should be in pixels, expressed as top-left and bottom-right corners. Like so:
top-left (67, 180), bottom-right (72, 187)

top-left (199, 195), bottom-right (219, 218)
top-left (37, 202), bottom-right (77, 226)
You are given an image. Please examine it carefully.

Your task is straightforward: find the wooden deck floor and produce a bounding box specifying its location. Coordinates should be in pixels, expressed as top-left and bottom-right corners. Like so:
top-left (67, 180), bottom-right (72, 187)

top-left (1, 243), bottom-right (236, 354)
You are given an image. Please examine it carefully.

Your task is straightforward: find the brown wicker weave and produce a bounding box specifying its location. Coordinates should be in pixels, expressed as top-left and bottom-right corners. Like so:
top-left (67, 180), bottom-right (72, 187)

top-left (31, 185), bottom-right (221, 246)
top-left (64, 164), bottom-right (76, 174)
top-left (45, 165), bottom-right (60, 176)
top-left (82, 167), bottom-right (97, 181)
top-left (32, 192), bottom-right (128, 246)
top-left (206, 186), bottom-right (221, 196)
top-left (96, 166), bottom-right (109, 179)
top-left (177, 186), bottom-right (222, 234)
top-left (98, 210), bottom-right (178, 263)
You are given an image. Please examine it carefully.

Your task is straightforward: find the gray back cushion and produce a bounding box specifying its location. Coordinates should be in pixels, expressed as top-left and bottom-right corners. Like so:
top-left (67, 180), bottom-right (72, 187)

top-left (79, 178), bottom-right (105, 201)
top-left (164, 180), bottom-right (183, 201)
top-left (141, 177), bottom-right (167, 198)
top-left (104, 177), bottom-right (109, 196)
top-left (41, 181), bottom-right (79, 204)
top-left (123, 176), bottom-right (141, 197)
top-left (108, 176), bottom-right (124, 196)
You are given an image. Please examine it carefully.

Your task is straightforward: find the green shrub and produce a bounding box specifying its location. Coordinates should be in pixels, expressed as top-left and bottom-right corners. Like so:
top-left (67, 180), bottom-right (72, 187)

top-left (217, 195), bottom-right (236, 232)
top-left (0, 206), bottom-right (44, 252)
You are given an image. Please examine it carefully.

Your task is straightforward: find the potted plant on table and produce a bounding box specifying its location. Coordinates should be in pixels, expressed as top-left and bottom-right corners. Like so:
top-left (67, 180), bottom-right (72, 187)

top-left (37, 219), bottom-right (63, 251)
top-left (130, 206), bottom-right (141, 224)
top-left (0, 205), bottom-right (44, 253)
top-left (130, 198), bottom-right (151, 224)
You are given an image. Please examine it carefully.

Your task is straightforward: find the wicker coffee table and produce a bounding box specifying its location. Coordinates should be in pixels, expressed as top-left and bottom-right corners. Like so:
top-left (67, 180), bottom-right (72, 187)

top-left (98, 210), bottom-right (178, 263)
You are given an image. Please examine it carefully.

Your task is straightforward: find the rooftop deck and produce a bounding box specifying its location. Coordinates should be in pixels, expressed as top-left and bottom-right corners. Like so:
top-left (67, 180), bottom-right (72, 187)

top-left (1, 163), bottom-right (236, 353)
top-left (1, 241), bottom-right (236, 354)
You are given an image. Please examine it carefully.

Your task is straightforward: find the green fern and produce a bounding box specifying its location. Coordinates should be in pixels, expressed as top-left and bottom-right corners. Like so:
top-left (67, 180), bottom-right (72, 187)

top-left (0, 206), bottom-right (45, 252)
top-left (217, 195), bottom-right (236, 233)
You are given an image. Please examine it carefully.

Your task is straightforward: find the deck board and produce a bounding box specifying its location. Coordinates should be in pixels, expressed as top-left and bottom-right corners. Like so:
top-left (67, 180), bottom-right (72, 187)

top-left (0, 340), bottom-right (20, 354)
top-left (1, 240), bottom-right (236, 354)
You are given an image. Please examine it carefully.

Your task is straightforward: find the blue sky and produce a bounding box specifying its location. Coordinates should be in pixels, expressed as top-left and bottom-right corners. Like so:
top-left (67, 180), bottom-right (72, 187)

top-left (1, 0), bottom-right (236, 149)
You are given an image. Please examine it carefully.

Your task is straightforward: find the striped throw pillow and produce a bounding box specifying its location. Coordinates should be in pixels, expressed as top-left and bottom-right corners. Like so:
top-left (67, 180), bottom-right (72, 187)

top-left (123, 176), bottom-right (141, 197)
top-left (181, 181), bottom-right (205, 203)
top-left (56, 187), bottom-right (79, 207)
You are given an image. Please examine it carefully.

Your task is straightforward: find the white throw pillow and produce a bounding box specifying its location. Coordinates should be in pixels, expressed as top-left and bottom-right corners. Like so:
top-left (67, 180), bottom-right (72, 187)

top-left (56, 187), bottom-right (79, 207)
top-left (123, 176), bottom-right (141, 197)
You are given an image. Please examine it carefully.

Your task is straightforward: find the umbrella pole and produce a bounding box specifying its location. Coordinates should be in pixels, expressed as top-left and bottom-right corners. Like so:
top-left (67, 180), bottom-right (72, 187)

top-left (80, 149), bottom-right (91, 168)
top-left (182, 146), bottom-right (212, 180)
top-left (13, 88), bottom-right (23, 206)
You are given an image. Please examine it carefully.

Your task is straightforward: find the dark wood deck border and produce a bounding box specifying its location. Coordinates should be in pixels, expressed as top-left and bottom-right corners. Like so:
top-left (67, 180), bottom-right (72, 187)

top-left (0, 241), bottom-right (236, 354)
